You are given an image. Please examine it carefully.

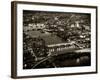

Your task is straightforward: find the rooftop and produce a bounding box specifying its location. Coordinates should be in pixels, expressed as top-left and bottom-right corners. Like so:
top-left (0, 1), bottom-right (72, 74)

top-left (27, 31), bottom-right (64, 45)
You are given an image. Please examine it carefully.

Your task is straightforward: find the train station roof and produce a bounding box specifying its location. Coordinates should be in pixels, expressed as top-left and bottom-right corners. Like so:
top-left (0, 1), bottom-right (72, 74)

top-left (27, 31), bottom-right (64, 45)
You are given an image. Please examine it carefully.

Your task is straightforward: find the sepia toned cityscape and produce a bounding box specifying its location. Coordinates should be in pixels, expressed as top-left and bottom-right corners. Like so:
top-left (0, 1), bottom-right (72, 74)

top-left (23, 10), bottom-right (91, 69)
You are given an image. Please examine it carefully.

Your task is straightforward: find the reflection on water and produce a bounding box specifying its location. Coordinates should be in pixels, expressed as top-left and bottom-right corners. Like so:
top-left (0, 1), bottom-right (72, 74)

top-left (34, 52), bottom-right (91, 69)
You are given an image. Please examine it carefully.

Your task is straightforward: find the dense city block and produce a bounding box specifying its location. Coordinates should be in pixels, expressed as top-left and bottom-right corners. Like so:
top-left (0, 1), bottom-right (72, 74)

top-left (23, 10), bottom-right (91, 69)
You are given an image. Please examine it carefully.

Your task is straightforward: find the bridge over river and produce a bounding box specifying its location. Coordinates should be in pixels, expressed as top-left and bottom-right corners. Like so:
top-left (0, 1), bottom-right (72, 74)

top-left (32, 48), bottom-right (91, 69)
